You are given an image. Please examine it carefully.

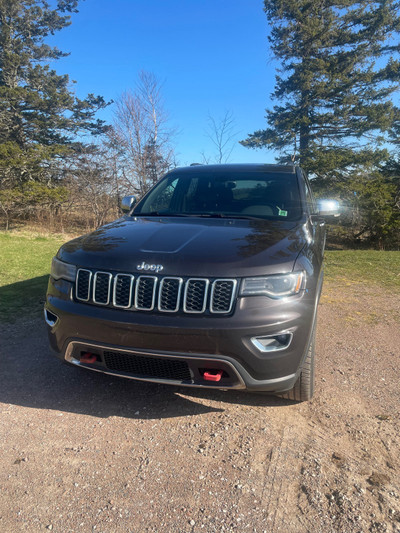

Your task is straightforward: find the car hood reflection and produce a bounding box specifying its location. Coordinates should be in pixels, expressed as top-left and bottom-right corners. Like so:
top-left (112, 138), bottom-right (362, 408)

top-left (58, 216), bottom-right (307, 277)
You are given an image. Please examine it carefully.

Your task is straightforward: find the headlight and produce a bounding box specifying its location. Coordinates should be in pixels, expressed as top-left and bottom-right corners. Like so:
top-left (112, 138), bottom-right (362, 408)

top-left (51, 257), bottom-right (77, 282)
top-left (240, 272), bottom-right (305, 299)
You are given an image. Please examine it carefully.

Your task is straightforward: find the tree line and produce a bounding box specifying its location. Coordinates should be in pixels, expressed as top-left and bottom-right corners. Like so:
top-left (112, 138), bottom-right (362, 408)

top-left (0, 0), bottom-right (399, 248)
top-left (242, 0), bottom-right (400, 249)
top-left (0, 0), bottom-right (177, 232)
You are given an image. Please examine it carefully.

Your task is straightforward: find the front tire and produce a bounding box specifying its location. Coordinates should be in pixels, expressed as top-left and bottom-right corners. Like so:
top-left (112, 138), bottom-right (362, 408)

top-left (279, 325), bottom-right (316, 402)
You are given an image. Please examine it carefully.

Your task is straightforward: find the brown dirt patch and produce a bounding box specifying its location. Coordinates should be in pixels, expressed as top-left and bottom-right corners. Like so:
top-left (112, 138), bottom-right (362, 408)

top-left (0, 280), bottom-right (399, 532)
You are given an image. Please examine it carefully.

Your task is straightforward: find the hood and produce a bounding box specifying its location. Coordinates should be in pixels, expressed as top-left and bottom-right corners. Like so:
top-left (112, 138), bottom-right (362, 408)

top-left (58, 216), bottom-right (307, 278)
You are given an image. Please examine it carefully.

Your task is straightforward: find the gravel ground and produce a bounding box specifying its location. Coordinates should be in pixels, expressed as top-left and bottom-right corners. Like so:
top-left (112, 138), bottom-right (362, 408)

top-left (0, 280), bottom-right (399, 533)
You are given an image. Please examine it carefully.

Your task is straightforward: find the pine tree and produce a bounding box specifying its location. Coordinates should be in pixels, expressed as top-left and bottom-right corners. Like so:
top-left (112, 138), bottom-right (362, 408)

top-left (241, 0), bottom-right (400, 178)
top-left (0, 0), bottom-right (109, 188)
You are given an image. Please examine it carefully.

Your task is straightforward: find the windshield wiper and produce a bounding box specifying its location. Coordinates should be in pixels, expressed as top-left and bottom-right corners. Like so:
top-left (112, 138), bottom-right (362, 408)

top-left (135, 212), bottom-right (264, 220)
top-left (224, 215), bottom-right (265, 220)
top-left (134, 211), bottom-right (190, 217)
top-left (194, 213), bottom-right (263, 220)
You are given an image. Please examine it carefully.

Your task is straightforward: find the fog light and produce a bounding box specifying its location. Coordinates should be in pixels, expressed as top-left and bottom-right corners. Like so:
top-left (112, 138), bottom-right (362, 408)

top-left (44, 308), bottom-right (59, 328)
top-left (251, 333), bottom-right (292, 353)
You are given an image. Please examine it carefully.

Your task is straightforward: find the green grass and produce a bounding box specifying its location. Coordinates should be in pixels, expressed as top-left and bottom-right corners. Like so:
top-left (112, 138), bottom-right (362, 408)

top-left (0, 231), bottom-right (67, 322)
top-left (0, 232), bottom-right (399, 322)
top-left (324, 250), bottom-right (400, 290)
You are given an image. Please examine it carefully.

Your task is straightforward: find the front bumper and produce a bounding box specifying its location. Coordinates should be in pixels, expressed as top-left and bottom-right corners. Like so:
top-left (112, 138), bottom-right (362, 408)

top-left (45, 277), bottom-right (317, 392)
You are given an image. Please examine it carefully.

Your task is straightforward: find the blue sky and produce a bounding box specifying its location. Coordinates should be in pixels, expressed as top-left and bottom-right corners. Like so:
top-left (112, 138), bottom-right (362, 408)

top-left (50, 0), bottom-right (276, 165)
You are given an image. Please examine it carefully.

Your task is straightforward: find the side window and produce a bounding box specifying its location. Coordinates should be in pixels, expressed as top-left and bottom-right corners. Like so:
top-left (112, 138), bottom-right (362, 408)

top-left (303, 172), bottom-right (317, 214)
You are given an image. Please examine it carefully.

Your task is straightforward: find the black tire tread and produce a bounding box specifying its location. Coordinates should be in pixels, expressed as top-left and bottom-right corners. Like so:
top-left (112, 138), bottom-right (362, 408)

top-left (278, 327), bottom-right (315, 402)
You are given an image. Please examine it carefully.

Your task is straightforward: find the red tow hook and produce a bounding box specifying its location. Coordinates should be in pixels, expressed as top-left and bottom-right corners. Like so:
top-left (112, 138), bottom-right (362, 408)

top-left (203, 370), bottom-right (224, 382)
top-left (80, 352), bottom-right (97, 364)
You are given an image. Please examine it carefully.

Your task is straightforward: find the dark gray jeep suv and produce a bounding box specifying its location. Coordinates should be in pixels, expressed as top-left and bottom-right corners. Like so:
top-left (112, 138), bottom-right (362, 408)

top-left (45, 164), bottom-right (338, 401)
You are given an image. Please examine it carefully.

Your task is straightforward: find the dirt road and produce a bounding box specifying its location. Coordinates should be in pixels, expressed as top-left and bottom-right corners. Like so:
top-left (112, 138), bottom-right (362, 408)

top-left (1, 280), bottom-right (399, 533)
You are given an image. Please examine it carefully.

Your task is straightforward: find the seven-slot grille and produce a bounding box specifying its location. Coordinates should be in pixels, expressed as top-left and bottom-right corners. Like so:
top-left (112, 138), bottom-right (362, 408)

top-left (75, 269), bottom-right (237, 314)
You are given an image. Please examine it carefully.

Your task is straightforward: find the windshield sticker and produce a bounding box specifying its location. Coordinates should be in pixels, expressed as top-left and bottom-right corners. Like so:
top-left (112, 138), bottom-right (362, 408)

top-left (277, 206), bottom-right (288, 217)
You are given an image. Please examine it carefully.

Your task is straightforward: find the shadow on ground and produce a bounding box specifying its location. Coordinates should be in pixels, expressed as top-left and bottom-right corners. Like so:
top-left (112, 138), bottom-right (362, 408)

top-left (0, 275), bottom-right (49, 322)
top-left (0, 318), bottom-right (290, 420)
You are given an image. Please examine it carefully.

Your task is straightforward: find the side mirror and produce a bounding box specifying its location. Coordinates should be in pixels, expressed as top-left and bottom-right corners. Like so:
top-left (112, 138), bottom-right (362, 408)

top-left (120, 195), bottom-right (136, 213)
top-left (317, 199), bottom-right (340, 217)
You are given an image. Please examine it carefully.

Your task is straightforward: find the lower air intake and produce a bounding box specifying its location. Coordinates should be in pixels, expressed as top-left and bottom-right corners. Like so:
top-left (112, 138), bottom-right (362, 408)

top-left (103, 351), bottom-right (192, 381)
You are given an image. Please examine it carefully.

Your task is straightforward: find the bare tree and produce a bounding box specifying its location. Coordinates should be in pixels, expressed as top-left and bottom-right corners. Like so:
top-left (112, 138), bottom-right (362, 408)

top-left (204, 110), bottom-right (238, 164)
top-left (111, 71), bottom-right (176, 197)
top-left (63, 145), bottom-right (119, 229)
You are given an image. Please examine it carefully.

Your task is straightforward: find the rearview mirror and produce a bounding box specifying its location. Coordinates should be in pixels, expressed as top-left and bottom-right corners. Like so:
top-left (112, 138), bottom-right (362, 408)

top-left (120, 195), bottom-right (136, 213)
top-left (317, 199), bottom-right (340, 217)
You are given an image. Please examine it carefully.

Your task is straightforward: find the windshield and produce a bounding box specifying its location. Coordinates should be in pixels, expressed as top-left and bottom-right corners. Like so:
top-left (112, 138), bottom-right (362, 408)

top-left (133, 171), bottom-right (303, 221)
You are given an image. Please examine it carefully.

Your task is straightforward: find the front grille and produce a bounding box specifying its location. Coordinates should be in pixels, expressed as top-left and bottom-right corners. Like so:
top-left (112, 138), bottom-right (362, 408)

top-left (184, 279), bottom-right (209, 313)
top-left (158, 277), bottom-right (183, 312)
top-left (113, 274), bottom-right (134, 308)
top-left (93, 272), bottom-right (112, 305)
top-left (103, 351), bottom-right (192, 381)
top-left (76, 269), bottom-right (91, 301)
top-left (211, 280), bottom-right (236, 313)
top-left (135, 276), bottom-right (157, 310)
top-left (75, 269), bottom-right (237, 315)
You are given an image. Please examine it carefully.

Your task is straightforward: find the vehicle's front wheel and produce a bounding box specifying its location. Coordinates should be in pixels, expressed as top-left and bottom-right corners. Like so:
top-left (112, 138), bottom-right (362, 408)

top-left (279, 325), bottom-right (316, 402)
